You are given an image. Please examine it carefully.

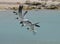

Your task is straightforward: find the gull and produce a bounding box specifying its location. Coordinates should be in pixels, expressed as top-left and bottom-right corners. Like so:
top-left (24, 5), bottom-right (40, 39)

top-left (13, 4), bottom-right (28, 21)
top-left (20, 20), bottom-right (40, 34)
top-left (13, 4), bottom-right (40, 34)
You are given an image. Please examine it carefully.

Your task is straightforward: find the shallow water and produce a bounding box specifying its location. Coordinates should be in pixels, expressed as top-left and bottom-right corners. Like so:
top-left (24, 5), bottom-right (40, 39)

top-left (0, 10), bottom-right (60, 44)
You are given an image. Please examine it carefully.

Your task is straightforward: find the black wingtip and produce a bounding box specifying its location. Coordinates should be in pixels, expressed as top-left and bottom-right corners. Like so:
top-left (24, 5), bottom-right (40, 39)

top-left (35, 24), bottom-right (40, 27)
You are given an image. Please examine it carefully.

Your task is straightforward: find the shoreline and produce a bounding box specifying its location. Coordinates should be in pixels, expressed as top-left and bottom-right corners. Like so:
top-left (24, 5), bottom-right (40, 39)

top-left (0, 6), bottom-right (60, 10)
top-left (0, 1), bottom-right (60, 10)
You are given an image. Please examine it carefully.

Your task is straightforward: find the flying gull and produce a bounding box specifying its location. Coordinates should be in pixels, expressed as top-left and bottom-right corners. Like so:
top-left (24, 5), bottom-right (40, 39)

top-left (13, 4), bottom-right (28, 21)
top-left (20, 20), bottom-right (40, 34)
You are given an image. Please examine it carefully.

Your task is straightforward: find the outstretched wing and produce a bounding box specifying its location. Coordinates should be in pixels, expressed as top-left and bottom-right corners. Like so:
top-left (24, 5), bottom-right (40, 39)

top-left (34, 22), bottom-right (40, 27)
top-left (18, 5), bottom-right (23, 18)
top-left (18, 5), bottom-right (23, 13)
top-left (35, 24), bottom-right (40, 27)
top-left (23, 11), bottom-right (28, 17)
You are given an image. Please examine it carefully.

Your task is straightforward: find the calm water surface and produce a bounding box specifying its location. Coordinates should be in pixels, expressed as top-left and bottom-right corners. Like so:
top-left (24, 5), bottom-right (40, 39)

top-left (0, 10), bottom-right (60, 44)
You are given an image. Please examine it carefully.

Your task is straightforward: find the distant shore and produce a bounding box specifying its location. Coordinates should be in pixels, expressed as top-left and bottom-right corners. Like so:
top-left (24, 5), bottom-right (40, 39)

top-left (0, 1), bottom-right (60, 10)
